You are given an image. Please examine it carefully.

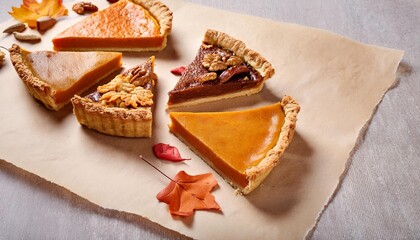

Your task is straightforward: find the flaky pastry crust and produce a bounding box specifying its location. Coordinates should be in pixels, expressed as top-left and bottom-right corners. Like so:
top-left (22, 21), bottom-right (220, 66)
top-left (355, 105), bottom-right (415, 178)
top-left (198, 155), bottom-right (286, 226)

top-left (72, 95), bottom-right (153, 137)
top-left (132, 0), bottom-right (173, 38)
top-left (242, 96), bottom-right (300, 194)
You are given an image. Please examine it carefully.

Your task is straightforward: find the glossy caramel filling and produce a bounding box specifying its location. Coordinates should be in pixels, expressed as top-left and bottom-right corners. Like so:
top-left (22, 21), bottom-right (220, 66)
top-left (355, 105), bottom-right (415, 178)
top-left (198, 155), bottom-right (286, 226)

top-left (53, 0), bottom-right (163, 49)
top-left (168, 45), bottom-right (263, 105)
top-left (169, 102), bottom-right (285, 188)
top-left (23, 50), bottom-right (122, 104)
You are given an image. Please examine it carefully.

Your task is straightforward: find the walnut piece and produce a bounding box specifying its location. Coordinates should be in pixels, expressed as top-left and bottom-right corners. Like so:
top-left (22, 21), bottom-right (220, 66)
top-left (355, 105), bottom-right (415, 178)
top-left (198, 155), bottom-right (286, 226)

top-left (226, 55), bottom-right (243, 66)
top-left (197, 72), bottom-right (217, 83)
top-left (97, 68), bottom-right (153, 109)
top-left (202, 53), bottom-right (243, 72)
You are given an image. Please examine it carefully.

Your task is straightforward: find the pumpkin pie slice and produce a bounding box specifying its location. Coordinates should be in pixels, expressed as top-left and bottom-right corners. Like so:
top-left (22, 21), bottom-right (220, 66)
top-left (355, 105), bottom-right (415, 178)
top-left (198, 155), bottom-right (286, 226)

top-left (52, 0), bottom-right (172, 52)
top-left (71, 57), bottom-right (157, 137)
top-left (169, 96), bottom-right (300, 194)
top-left (167, 29), bottom-right (275, 108)
top-left (9, 44), bottom-right (122, 111)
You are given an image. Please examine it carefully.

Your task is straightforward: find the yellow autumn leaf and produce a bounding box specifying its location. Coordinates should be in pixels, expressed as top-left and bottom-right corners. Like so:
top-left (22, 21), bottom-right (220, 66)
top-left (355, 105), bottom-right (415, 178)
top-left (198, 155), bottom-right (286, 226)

top-left (9, 0), bottom-right (68, 28)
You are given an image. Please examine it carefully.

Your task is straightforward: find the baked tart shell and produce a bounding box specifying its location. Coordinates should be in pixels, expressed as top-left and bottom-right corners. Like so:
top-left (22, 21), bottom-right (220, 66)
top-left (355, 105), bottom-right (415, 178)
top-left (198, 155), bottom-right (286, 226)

top-left (72, 95), bottom-right (153, 137)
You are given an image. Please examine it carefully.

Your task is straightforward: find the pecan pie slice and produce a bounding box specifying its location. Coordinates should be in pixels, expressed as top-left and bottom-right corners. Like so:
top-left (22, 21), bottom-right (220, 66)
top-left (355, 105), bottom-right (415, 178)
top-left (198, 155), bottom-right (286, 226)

top-left (167, 29), bottom-right (275, 108)
top-left (71, 57), bottom-right (157, 137)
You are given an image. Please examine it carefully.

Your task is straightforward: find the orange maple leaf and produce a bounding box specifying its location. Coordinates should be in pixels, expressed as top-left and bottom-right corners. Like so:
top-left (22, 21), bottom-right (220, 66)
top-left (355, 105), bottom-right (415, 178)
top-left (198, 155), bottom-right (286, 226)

top-left (157, 171), bottom-right (221, 217)
top-left (9, 0), bottom-right (68, 28)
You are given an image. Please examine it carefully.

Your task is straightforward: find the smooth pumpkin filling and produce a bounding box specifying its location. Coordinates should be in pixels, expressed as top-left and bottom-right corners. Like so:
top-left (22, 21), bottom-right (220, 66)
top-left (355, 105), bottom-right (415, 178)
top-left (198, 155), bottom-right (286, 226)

top-left (53, 0), bottom-right (162, 49)
top-left (169, 102), bottom-right (285, 188)
top-left (23, 50), bottom-right (122, 104)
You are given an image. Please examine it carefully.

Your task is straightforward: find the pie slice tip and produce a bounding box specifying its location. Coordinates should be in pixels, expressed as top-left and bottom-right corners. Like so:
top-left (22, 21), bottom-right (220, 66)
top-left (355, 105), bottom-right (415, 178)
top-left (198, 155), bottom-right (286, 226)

top-left (9, 44), bottom-right (122, 111)
top-left (71, 56), bottom-right (157, 137)
top-left (169, 95), bottom-right (300, 194)
top-left (167, 29), bottom-right (275, 108)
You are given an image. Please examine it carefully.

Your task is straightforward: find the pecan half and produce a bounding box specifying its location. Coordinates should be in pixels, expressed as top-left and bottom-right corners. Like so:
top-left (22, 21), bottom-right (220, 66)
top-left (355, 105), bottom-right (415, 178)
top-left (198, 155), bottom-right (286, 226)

top-left (219, 65), bottom-right (250, 83)
top-left (123, 65), bottom-right (150, 86)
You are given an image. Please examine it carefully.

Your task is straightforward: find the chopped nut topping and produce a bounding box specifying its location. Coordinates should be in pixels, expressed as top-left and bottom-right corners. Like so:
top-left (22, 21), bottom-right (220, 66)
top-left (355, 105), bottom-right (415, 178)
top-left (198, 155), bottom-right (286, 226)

top-left (202, 53), bottom-right (243, 72)
top-left (97, 65), bottom-right (154, 109)
top-left (226, 55), bottom-right (243, 66)
top-left (197, 72), bottom-right (217, 83)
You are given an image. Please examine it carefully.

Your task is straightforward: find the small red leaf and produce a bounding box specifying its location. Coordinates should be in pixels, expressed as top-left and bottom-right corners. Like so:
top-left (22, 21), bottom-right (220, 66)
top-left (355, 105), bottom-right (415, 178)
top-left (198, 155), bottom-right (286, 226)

top-left (153, 143), bottom-right (190, 162)
top-left (157, 171), bottom-right (221, 216)
top-left (170, 66), bottom-right (185, 75)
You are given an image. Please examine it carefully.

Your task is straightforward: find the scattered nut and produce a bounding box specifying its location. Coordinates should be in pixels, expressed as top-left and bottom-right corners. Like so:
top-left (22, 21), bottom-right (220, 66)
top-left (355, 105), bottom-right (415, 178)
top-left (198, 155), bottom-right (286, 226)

top-left (72, 2), bottom-right (98, 15)
top-left (13, 32), bottom-right (41, 42)
top-left (37, 17), bottom-right (57, 32)
top-left (3, 23), bottom-right (27, 34)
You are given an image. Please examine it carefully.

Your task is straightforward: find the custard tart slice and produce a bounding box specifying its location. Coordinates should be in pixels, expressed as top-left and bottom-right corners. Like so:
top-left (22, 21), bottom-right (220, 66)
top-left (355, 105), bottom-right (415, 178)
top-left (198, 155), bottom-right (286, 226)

top-left (169, 96), bottom-right (300, 194)
top-left (167, 29), bottom-right (275, 108)
top-left (71, 57), bottom-right (157, 137)
top-left (9, 44), bottom-right (122, 111)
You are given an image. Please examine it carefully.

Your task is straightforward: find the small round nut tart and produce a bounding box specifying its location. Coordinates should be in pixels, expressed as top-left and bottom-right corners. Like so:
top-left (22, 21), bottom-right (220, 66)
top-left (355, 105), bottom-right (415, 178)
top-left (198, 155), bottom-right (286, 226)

top-left (71, 57), bottom-right (157, 137)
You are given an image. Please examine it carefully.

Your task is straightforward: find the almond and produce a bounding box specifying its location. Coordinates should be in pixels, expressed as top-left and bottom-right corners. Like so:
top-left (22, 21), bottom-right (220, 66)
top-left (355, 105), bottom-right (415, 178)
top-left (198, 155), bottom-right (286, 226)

top-left (13, 32), bottom-right (41, 42)
top-left (3, 23), bottom-right (26, 34)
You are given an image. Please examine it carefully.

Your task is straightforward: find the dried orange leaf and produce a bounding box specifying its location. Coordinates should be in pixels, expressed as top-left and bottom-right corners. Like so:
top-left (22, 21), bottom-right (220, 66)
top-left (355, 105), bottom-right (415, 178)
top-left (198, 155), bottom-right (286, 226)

top-left (9, 0), bottom-right (68, 28)
top-left (157, 171), bottom-right (221, 217)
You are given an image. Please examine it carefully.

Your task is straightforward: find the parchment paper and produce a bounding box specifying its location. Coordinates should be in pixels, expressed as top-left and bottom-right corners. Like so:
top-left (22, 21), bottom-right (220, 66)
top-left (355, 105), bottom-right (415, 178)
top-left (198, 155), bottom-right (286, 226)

top-left (0, 0), bottom-right (403, 239)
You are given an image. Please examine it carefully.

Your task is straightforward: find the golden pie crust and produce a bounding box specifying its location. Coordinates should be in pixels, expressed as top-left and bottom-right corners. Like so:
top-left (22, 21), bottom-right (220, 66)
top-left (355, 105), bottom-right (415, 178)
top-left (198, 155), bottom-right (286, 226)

top-left (52, 0), bottom-right (173, 52)
top-left (169, 96), bottom-right (300, 194)
top-left (167, 29), bottom-right (275, 108)
top-left (244, 96), bottom-right (300, 194)
top-left (9, 44), bottom-right (122, 111)
top-left (71, 57), bottom-right (156, 137)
